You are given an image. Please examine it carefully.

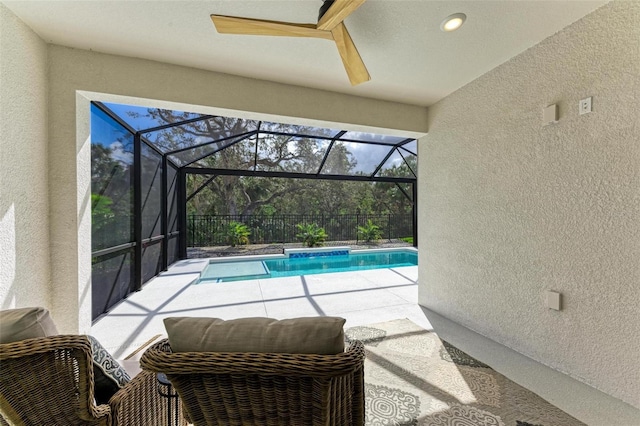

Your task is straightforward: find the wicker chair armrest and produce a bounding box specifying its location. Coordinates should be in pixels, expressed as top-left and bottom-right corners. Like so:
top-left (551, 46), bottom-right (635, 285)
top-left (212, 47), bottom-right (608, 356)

top-left (0, 335), bottom-right (111, 424)
top-left (109, 369), bottom-right (187, 426)
top-left (141, 339), bottom-right (365, 377)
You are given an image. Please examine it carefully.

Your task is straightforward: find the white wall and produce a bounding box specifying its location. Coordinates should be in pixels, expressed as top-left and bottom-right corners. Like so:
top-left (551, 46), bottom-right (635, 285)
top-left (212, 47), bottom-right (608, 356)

top-left (0, 5), bottom-right (52, 313)
top-left (45, 45), bottom-right (428, 333)
top-left (419, 1), bottom-right (639, 408)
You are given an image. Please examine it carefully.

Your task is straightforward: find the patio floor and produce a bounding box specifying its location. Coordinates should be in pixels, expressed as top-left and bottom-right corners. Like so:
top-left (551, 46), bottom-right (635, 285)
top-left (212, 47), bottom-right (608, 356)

top-left (89, 256), bottom-right (640, 425)
top-left (90, 257), bottom-right (423, 359)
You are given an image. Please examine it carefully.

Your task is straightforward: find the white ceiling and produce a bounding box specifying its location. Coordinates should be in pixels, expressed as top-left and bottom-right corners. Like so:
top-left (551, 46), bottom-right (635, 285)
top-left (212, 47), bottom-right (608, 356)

top-left (3, 0), bottom-right (607, 107)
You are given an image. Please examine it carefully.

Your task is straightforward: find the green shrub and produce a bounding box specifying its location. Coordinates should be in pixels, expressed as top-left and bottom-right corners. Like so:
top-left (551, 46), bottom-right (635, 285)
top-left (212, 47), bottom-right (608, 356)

top-left (399, 236), bottom-right (414, 244)
top-left (295, 223), bottom-right (328, 248)
top-left (357, 219), bottom-right (382, 242)
top-left (226, 221), bottom-right (250, 247)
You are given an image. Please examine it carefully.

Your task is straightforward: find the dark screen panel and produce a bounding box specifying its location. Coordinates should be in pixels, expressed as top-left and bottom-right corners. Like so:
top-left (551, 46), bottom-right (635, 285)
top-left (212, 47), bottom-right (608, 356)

top-left (141, 144), bottom-right (162, 238)
top-left (91, 249), bottom-right (134, 320)
top-left (168, 235), bottom-right (179, 265)
top-left (91, 104), bottom-right (134, 251)
top-left (167, 163), bottom-right (178, 234)
top-left (142, 240), bottom-right (163, 283)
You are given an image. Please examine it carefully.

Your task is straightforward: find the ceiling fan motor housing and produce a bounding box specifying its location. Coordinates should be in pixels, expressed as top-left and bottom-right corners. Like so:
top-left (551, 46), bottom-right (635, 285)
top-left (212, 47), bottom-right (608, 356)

top-left (318, 0), bottom-right (335, 21)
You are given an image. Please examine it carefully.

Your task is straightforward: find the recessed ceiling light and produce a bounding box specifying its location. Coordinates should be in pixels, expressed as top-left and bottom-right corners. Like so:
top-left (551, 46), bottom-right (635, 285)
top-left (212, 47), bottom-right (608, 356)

top-left (441, 13), bottom-right (466, 32)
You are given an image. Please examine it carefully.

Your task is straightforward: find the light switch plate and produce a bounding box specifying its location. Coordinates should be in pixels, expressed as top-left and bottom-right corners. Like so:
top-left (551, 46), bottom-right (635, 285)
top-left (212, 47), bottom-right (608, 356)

top-left (543, 104), bottom-right (558, 125)
top-left (547, 291), bottom-right (562, 310)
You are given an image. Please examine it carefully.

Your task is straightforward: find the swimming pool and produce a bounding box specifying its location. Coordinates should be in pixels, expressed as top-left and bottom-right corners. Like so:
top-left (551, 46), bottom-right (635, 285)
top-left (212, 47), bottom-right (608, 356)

top-left (196, 248), bottom-right (417, 283)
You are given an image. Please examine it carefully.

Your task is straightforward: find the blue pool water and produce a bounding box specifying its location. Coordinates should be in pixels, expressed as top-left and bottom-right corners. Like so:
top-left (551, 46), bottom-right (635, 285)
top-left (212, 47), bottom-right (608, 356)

top-left (197, 250), bottom-right (417, 283)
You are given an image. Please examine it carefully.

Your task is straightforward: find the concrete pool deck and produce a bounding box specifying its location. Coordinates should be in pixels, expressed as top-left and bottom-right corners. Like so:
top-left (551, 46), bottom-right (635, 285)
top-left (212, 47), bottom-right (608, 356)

top-left (91, 257), bottom-right (423, 359)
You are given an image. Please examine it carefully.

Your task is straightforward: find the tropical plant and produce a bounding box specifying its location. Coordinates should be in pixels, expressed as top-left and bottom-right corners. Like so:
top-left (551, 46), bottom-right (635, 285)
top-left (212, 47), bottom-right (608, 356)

top-left (295, 223), bottom-right (328, 248)
top-left (225, 221), bottom-right (250, 247)
top-left (357, 219), bottom-right (382, 242)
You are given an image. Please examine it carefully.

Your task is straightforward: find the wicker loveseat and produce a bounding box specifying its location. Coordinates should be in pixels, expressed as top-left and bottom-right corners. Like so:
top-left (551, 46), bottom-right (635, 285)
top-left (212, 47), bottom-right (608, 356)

top-left (0, 306), bottom-right (188, 426)
top-left (140, 317), bottom-right (366, 426)
top-left (0, 334), bottom-right (187, 426)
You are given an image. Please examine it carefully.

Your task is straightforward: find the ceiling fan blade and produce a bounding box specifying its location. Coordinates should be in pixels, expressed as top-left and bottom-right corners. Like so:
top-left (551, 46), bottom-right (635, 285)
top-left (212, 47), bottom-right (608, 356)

top-left (331, 23), bottom-right (370, 86)
top-left (211, 15), bottom-right (332, 40)
top-left (317, 0), bottom-right (367, 31)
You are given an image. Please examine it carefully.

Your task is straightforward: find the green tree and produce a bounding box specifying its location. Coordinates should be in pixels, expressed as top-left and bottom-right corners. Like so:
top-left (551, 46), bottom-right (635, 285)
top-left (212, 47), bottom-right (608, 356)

top-left (91, 142), bottom-right (133, 248)
top-left (136, 108), bottom-right (416, 220)
top-left (91, 193), bottom-right (115, 230)
top-left (143, 110), bottom-right (355, 217)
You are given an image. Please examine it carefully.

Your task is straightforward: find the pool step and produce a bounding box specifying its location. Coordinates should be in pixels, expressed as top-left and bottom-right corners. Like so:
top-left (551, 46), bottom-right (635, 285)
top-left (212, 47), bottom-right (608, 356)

top-left (198, 261), bottom-right (271, 282)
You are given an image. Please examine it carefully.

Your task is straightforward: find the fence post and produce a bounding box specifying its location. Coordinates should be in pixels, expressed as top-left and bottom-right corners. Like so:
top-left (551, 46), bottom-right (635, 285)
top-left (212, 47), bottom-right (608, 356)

top-left (189, 216), bottom-right (194, 247)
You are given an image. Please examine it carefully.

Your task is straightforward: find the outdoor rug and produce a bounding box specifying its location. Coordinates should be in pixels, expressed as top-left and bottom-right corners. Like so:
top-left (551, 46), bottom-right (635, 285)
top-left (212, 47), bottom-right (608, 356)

top-left (345, 319), bottom-right (585, 426)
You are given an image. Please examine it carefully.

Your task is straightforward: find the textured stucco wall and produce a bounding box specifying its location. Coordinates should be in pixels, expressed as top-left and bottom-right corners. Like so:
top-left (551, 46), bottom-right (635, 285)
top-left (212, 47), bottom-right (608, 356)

top-left (46, 45), bottom-right (428, 333)
top-left (0, 5), bottom-right (52, 313)
top-left (418, 1), bottom-right (639, 407)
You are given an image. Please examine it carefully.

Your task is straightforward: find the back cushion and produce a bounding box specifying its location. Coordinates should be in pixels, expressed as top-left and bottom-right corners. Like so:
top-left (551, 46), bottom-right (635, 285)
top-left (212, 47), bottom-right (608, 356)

top-left (165, 316), bottom-right (346, 355)
top-left (87, 336), bottom-right (131, 404)
top-left (0, 307), bottom-right (59, 343)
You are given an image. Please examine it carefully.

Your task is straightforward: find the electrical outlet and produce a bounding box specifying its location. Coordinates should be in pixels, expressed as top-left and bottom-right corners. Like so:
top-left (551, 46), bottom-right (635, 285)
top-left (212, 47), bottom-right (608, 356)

top-left (579, 97), bottom-right (592, 115)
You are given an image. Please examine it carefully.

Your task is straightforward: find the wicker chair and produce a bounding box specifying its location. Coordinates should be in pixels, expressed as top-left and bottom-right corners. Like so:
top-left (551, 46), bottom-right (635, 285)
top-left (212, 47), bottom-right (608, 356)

top-left (140, 338), bottom-right (366, 426)
top-left (0, 335), bottom-right (187, 425)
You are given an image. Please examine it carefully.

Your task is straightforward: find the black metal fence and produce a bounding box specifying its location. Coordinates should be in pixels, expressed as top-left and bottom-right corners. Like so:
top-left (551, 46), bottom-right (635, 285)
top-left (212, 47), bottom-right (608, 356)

top-left (188, 214), bottom-right (413, 247)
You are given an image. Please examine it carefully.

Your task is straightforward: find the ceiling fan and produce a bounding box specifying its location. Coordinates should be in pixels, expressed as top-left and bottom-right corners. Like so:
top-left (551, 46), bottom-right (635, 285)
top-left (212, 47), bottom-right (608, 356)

top-left (210, 0), bottom-right (370, 86)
